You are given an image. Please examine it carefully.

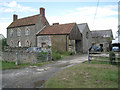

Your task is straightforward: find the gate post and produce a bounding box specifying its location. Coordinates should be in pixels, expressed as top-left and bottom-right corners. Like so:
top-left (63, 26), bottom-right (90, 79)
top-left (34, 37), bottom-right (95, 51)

top-left (16, 52), bottom-right (18, 65)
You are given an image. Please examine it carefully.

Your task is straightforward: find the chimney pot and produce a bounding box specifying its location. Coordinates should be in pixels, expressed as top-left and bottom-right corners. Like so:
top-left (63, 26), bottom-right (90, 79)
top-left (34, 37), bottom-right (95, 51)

top-left (40, 7), bottom-right (45, 17)
top-left (13, 14), bottom-right (18, 21)
top-left (53, 23), bottom-right (59, 25)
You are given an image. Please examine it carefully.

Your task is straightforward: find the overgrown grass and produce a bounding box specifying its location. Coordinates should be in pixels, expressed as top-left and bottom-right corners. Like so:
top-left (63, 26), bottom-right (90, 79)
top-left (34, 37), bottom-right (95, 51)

top-left (1, 61), bottom-right (51, 70)
top-left (44, 63), bottom-right (118, 88)
top-left (83, 60), bottom-right (110, 64)
top-left (52, 50), bottom-right (74, 61)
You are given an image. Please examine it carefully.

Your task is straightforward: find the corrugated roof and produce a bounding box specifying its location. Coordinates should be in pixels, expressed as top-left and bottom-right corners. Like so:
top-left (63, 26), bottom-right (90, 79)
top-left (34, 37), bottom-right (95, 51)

top-left (91, 30), bottom-right (113, 38)
top-left (7, 14), bottom-right (48, 29)
top-left (37, 23), bottom-right (76, 35)
top-left (77, 23), bottom-right (87, 33)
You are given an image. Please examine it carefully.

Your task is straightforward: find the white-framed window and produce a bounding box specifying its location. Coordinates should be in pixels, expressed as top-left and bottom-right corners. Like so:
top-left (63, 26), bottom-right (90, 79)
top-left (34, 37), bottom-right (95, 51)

top-left (10, 29), bottom-right (13, 37)
top-left (25, 40), bottom-right (30, 47)
top-left (25, 27), bottom-right (30, 36)
top-left (17, 28), bottom-right (21, 36)
top-left (10, 40), bottom-right (13, 47)
top-left (17, 41), bottom-right (21, 47)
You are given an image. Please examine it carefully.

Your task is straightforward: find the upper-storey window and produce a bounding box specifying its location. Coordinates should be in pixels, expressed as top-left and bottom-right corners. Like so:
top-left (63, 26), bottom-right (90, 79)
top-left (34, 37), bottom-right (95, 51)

top-left (17, 28), bottom-right (21, 36)
top-left (10, 29), bottom-right (13, 37)
top-left (25, 27), bottom-right (30, 36)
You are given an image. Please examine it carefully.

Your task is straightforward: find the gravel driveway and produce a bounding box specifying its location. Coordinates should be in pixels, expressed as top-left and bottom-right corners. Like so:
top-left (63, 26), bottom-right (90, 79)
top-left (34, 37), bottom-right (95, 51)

top-left (2, 54), bottom-right (88, 88)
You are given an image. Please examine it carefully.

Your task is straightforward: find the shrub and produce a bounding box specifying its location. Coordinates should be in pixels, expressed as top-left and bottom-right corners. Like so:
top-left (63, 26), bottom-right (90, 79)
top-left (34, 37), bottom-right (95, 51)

top-left (52, 50), bottom-right (62, 61)
top-left (37, 51), bottom-right (47, 62)
top-left (109, 51), bottom-right (116, 64)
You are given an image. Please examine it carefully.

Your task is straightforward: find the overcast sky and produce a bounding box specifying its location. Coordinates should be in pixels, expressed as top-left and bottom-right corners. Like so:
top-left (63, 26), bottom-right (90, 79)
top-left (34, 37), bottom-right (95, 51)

top-left (0, 0), bottom-right (118, 42)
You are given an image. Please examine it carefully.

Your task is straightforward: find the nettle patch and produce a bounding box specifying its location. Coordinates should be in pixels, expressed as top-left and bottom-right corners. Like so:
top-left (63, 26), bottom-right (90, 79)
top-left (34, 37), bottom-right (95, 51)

top-left (37, 51), bottom-right (48, 62)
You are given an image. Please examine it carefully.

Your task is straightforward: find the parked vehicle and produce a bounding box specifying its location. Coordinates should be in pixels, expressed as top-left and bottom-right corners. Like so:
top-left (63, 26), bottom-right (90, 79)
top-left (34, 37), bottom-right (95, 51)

top-left (26, 47), bottom-right (42, 53)
top-left (112, 46), bottom-right (120, 52)
top-left (91, 46), bottom-right (101, 52)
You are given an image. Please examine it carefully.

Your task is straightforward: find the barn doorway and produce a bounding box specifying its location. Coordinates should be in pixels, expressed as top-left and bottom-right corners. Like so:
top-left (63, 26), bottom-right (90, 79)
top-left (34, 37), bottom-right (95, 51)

top-left (75, 40), bottom-right (83, 53)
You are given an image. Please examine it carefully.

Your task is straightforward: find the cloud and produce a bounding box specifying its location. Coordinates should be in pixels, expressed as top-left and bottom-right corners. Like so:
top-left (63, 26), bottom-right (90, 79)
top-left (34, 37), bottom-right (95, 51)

top-left (47, 5), bottom-right (118, 38)
top-left (0, 22), bottom-right (10, 38)
top-left (0, 1), bottom-right (37, 13)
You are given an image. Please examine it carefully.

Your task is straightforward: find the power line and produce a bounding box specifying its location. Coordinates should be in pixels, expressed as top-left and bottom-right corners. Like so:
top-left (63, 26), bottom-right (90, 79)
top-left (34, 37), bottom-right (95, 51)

top-left (93, 0), bottom-right (100, 25)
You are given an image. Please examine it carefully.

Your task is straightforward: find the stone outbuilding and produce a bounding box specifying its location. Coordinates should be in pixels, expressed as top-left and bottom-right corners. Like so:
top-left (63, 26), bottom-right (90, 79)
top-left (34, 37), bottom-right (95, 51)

top-left (91, 29), bottom-right (113, 51)
top-left (36, 23), bottom-right (83, 53)
top-left (77, 23), bottom-right (92, 53)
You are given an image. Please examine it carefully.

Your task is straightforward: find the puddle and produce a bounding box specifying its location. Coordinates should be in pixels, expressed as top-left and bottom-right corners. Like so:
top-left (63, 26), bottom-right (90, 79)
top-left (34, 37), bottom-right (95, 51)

top-left (34, 80), bottom-right (45, 88)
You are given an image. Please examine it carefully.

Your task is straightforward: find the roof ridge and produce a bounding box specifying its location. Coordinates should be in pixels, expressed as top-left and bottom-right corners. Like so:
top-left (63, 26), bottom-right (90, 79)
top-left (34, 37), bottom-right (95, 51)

top-left (17, 14), bottom-right (40, 21)
top-left (92, 29), bottom-right (112, 31)
top-left (51, 22), bottom-right (76, 26)
top-left (77, 23), bottom-right (87, 25)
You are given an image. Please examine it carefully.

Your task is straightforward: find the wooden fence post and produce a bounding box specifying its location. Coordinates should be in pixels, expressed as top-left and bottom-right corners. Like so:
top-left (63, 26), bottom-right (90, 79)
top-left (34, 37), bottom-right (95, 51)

top-left (88, 51), bottom-right (90, 64)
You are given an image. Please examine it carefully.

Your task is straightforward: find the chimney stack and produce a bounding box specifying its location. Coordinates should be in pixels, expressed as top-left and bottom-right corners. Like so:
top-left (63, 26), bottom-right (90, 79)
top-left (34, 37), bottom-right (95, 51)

top-left (53, 23), bottom-right (59, 25)
top-left (40, 7), bottom-right (45, 17)
top-left (13, 14), bottom-right (18, 21)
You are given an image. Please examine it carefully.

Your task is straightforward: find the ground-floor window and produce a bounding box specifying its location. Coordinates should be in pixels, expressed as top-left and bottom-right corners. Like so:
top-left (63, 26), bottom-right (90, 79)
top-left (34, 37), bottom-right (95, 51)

top-left (25, 40), bottom-right (30, 47)
top-left (41, 43), bottom-right (46, 48)
top-left (17, 41), bottom-right (21, 47)
top-left (10, 40), bottom-right (14, 47)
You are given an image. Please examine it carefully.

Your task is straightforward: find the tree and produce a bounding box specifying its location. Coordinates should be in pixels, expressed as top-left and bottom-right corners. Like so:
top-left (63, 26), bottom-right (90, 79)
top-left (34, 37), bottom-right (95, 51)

top-left (0, 38), bottom-right (9, 51)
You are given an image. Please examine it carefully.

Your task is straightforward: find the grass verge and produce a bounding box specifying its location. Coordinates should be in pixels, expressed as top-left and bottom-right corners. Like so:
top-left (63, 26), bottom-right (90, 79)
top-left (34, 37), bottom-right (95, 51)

top-left (44, 63), bottom-right (118, 88)
top-left (1, 61), bottom-right (51, 70)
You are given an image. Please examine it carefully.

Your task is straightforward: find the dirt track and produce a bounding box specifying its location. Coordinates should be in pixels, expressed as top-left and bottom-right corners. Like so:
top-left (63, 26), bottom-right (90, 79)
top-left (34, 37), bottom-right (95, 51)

top-left (2, 54), bottom-right (88, 88)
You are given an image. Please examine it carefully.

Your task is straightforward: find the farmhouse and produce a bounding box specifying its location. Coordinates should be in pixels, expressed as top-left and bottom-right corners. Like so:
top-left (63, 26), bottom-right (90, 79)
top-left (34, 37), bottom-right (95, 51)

top-left (91, 29), bottom-right (113, 51)
top-left (7, 7), bottom-right (49, 47)
top-left (36, 23), bottom-right (83, 53)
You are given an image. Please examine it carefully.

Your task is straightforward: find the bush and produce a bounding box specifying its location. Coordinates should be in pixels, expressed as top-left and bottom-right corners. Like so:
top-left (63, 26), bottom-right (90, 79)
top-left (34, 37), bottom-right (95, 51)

top-left (109, 51), bottom-right (116, 64)
top-left (37, 51), bottom-right (47, 62)
top-left (0, 38), bottom-right (9, 51)
top-left (52, 50), bottom-right (62, 61)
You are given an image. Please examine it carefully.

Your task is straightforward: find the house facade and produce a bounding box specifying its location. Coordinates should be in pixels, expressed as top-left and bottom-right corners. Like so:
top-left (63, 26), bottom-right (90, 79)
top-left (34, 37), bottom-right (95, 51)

top-left (36, 23), bottom-right (83, 53)
top-left (77, 23), bottom-right (92, 53)
top-left (91, 30), bottom-right (113, 51)
top-left (7, 8), bottom-right (49, 47)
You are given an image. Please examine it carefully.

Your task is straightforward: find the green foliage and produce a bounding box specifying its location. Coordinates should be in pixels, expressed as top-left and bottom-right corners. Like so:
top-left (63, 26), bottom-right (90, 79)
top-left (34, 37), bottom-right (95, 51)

top-left (52, 50), bottom-right (75, 61)
top-left (109, 51), bottom-right (116, 64)
top-left (60, 51), bottom-right (75, 56)
top-left (106, 37), bottom-right (110, 41)
top-left (0, 38), bottom-right (8, 51)
top-left (1, 60), bottom-right (50, 70)
top-left (46, 45), bottom-right (51, 49)
top-left (37, 51), bottom-right (48, 62)
top-left (52, 50), bottom-right (62, 61)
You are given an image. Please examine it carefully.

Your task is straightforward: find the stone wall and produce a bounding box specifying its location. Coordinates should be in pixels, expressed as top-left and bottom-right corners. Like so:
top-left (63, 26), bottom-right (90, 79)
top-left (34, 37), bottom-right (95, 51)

top-left (51, 35), bottom-right (69, 52)
top-left (2, 51), bottom-right (37, 63)
top-left (2, 47), bottom-right (52, 63)
top-left (37, 35), bottom-right (51, 48)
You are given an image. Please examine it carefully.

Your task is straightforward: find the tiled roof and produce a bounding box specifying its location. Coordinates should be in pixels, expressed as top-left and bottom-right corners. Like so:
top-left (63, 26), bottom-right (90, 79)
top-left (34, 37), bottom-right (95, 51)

top-left (7, 14), bottom-right (48, 29)
top-left (91, 30), bottom-right (113, 38)
top-left (37, 23), bottom-right (76, 35)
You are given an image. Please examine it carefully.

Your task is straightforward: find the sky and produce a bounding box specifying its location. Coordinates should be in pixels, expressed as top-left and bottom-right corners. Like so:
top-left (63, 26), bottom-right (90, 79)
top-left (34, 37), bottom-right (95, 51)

top-left (0, 0), bottom-right (118, 42)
